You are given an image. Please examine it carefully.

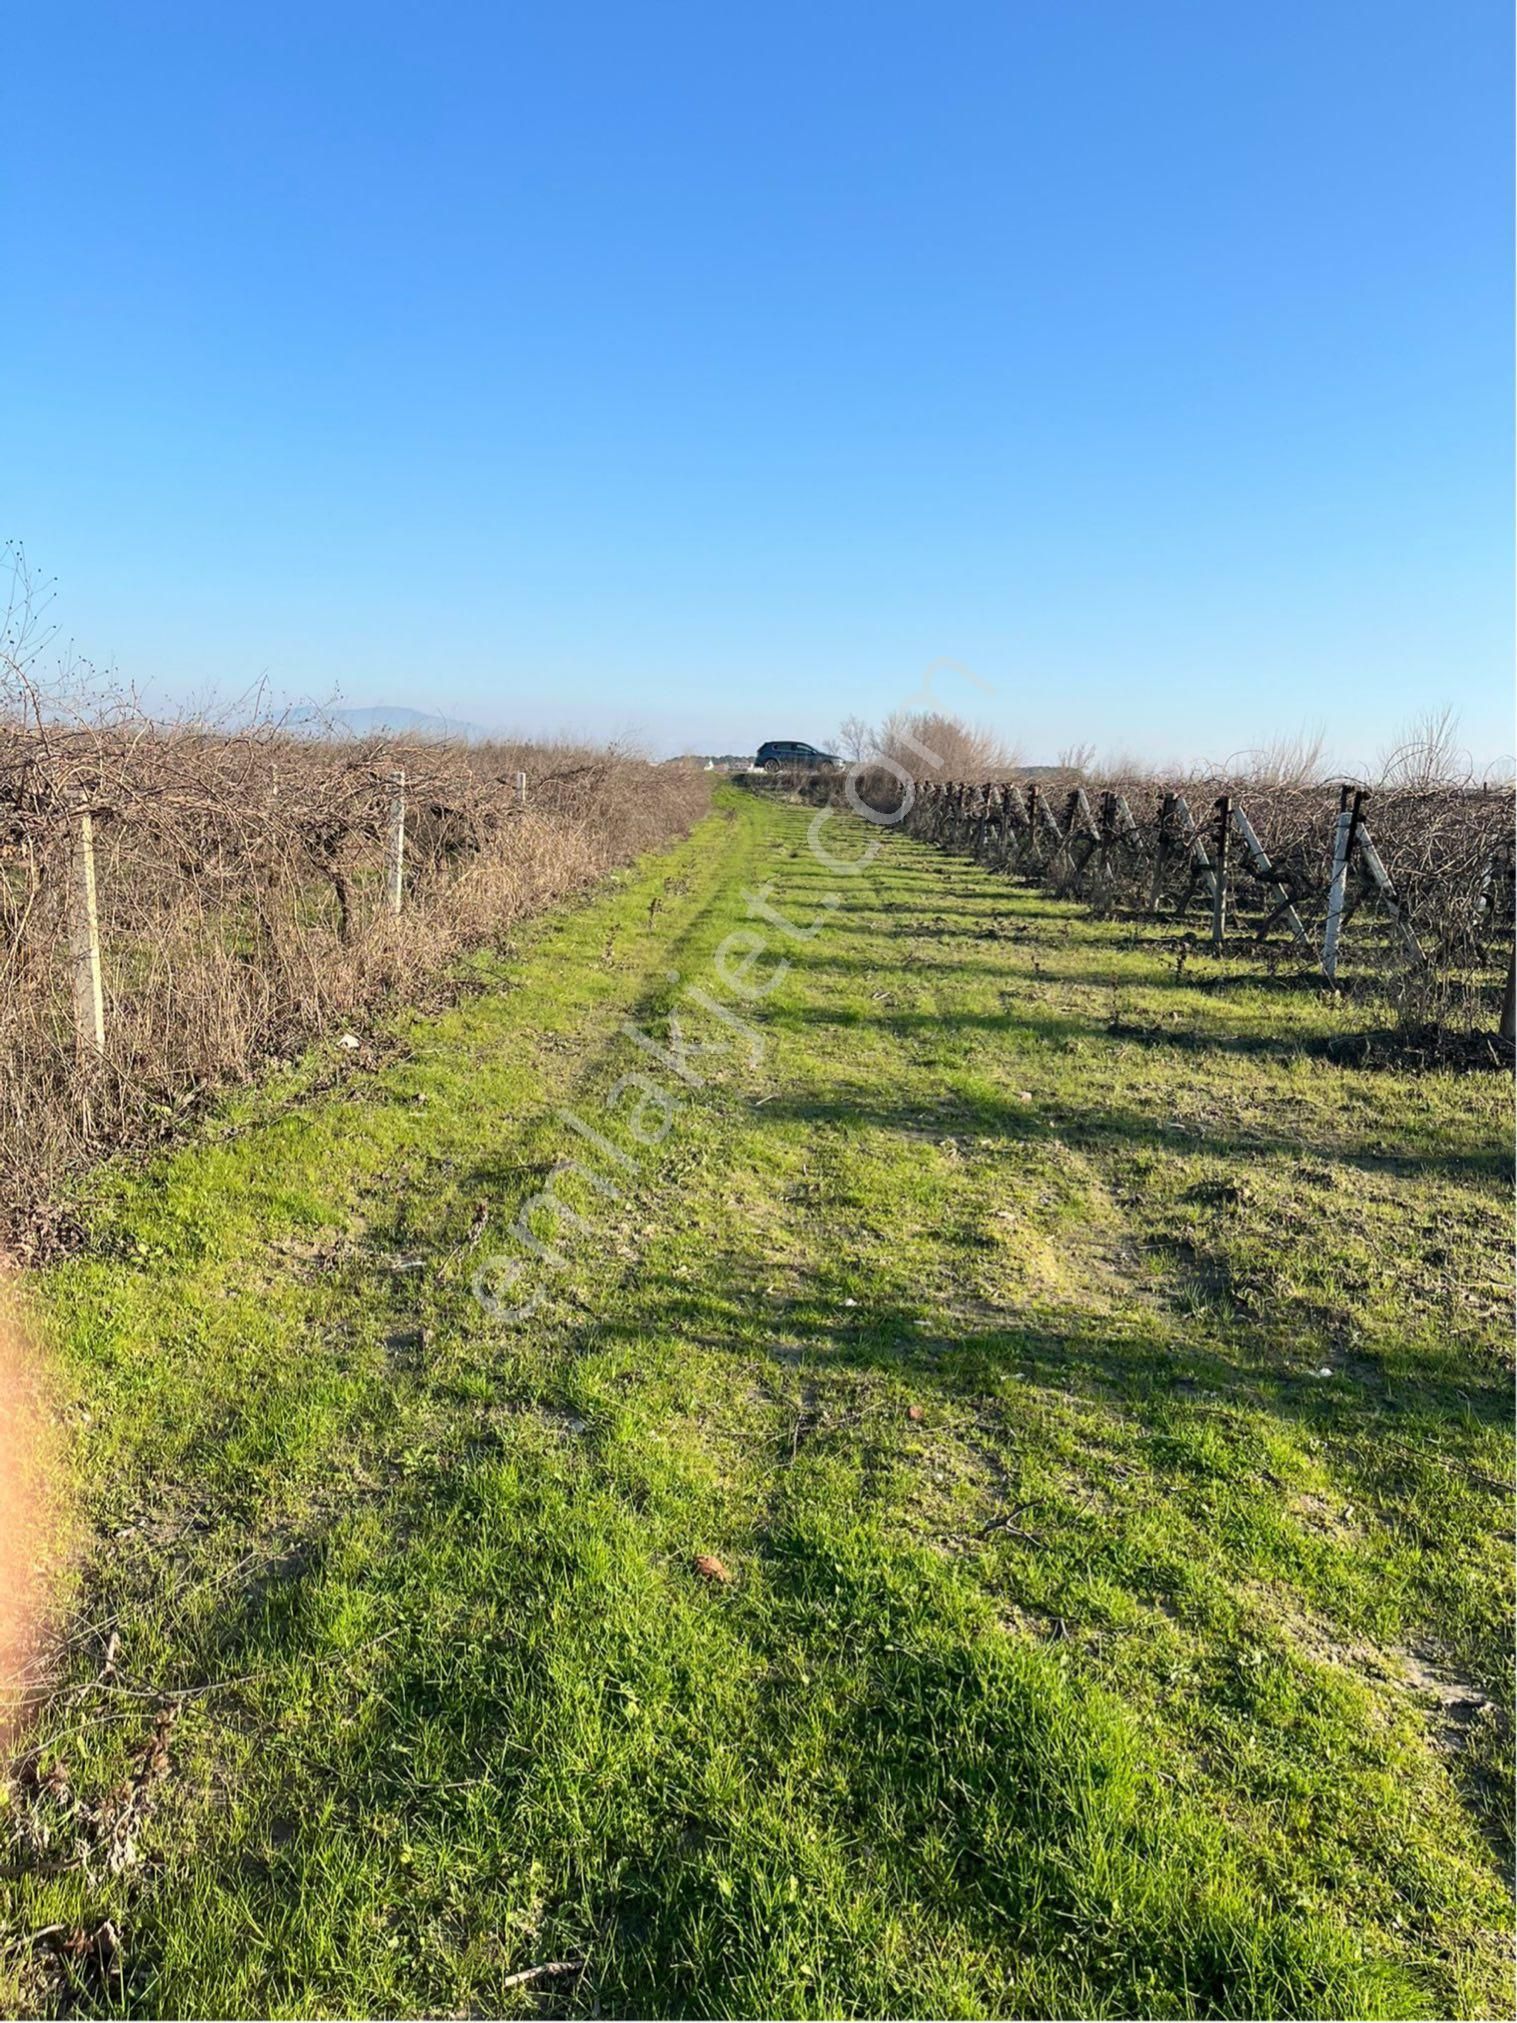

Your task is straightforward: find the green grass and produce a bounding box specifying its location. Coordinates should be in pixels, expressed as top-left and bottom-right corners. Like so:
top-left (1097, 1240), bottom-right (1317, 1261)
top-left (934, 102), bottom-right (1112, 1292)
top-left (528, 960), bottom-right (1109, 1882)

top-left (4, 787), bottom-right (1512, 2018)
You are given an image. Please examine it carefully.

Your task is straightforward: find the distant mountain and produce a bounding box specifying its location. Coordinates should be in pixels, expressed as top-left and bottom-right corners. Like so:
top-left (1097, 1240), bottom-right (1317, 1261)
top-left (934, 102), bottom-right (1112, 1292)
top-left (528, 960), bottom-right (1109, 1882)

top-left (286, 703), bottom-right (487, 742)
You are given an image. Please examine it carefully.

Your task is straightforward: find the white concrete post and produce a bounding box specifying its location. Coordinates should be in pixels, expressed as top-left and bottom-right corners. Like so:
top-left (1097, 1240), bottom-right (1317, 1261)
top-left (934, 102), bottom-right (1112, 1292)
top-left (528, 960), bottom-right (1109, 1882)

top-left (69, 797), bottom-right (105, 1057)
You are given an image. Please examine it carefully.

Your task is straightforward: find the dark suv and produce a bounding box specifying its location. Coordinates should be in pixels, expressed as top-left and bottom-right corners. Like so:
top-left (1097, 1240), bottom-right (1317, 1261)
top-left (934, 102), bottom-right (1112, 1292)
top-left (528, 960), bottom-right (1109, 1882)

top-left (755, 740), bottom-right (841, 771)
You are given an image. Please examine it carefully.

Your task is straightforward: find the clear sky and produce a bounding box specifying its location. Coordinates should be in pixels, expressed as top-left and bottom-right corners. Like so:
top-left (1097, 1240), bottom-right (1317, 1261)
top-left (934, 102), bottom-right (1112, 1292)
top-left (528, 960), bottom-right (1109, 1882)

top-left (7, 2), bottom-right (1512, 766)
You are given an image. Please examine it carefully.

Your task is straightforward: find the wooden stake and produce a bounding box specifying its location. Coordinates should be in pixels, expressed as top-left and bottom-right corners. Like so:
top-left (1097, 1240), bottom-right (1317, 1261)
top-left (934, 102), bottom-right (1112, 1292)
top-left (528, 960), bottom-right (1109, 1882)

top-left (386, 769), bottom-right (406, 916)
top-left (1171, 794), bottom-right (1219, 909)
top-left (1048, 789), bottom-right (1087, 884)
top-left (1322, 787), bottom-right (1360, 984)
top-left (1211, 795), bottom-right (1230, 947)
top-left (1089, 793), bottom-right (1127, 903)
top-left (1005, 789), bottom-right (1033, 869)
top-left (1068, 788), bottom-right (1101, 893)
top-left (973, 783), bottom-right (991, 859)
top-left (991, 785), bottom-right (1017, 868)
top-left (515, 770), bottom-right (528, 809)
top-left (1149, 792), bottom-right (1174, 911)
top-left (1022, 784), bottom-right (1039, 863)
top-left (69, 796), bottom-right (105, 1058)
top-left (954, 782), bottom-right (971, 851)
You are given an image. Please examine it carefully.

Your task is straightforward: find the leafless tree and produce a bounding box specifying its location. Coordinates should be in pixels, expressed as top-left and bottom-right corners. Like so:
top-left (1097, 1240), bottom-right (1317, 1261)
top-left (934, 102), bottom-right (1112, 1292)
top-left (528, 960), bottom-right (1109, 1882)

top-left (835, 714), bottom-right (873, 763)
top-left (1221, 729), bottom-right (1328, 788)
top-left (868, 709), bottom-right (1020, 778)
top-left (1376, 707), bottom-right (1470, 791)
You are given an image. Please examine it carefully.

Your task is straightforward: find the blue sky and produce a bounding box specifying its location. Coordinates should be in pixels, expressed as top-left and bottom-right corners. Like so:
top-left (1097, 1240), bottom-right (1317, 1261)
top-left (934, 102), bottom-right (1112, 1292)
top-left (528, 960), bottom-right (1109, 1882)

top-left (7, 2), bottom-right (1512, 764)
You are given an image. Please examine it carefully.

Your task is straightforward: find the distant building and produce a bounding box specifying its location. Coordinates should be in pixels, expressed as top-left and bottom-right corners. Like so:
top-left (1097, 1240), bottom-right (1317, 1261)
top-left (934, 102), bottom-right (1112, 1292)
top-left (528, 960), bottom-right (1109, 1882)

top-left (664, 753), bottom-right (754, 772)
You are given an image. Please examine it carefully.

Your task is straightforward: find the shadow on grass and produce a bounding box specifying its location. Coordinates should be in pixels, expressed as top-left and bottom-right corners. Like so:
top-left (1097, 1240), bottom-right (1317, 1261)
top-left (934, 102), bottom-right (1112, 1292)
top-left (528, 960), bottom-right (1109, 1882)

top-left (738, 1085), bottom-right (1510, 1183)
top-left (130, 1273), bottom-right (1492, 2023)
top-left (566, 1259), bottom-right (1512, 1450)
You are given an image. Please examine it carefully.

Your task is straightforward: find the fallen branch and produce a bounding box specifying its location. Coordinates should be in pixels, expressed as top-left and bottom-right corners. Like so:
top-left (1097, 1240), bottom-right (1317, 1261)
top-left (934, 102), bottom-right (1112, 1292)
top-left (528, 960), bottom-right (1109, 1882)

top-left (499, 1958), bottom-right (586, 1991)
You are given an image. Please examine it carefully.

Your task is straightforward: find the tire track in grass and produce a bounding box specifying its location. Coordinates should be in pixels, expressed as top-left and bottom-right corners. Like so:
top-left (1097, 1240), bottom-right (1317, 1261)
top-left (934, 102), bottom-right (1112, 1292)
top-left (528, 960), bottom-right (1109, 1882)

top-left (3, 802), bottom-right (766, 2016)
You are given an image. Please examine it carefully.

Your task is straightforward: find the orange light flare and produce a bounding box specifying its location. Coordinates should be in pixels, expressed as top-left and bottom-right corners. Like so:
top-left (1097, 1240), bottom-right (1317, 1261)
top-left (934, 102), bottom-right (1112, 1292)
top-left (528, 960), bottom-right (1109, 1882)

top-left (0, 1281), bottom-right (55, 1736)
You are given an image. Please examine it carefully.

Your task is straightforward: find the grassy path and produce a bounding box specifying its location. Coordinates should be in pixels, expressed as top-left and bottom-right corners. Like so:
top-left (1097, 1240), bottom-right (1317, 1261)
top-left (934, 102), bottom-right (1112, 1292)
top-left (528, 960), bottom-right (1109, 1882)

top-left (6, 788), bottom-right (1512, 2018)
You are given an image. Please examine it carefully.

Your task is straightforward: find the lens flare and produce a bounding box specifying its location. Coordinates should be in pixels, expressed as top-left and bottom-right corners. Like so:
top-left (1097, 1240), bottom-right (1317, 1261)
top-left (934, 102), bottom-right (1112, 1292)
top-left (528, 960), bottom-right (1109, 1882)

top-left (0, 1284), bottom-right (47, 1732)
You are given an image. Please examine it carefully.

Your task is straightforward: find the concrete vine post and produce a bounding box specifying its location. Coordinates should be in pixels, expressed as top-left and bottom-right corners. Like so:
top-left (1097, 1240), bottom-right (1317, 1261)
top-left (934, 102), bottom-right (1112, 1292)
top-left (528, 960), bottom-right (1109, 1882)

top-left (387, 769), bottom-right (406, 917)
top-left (68, 794), bottom-right (106, 1059)
top-left (1353, 819), bottom-right (1425, 968)
top-left (1322, 786), bottom-right (1363, 984)
top-left (1097, 790), bottom-right (1116, 899)
top-left (1230, 801), bottom-right (1318, 966)
top-left (1211, 795), bottom-right (1231, 948)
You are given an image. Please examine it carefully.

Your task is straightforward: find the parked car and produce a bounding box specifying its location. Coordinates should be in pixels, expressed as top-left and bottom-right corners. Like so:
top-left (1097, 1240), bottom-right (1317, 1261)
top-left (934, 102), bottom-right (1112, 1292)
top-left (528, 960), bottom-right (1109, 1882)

top-left (754, 740), bottom-right (841, 771)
